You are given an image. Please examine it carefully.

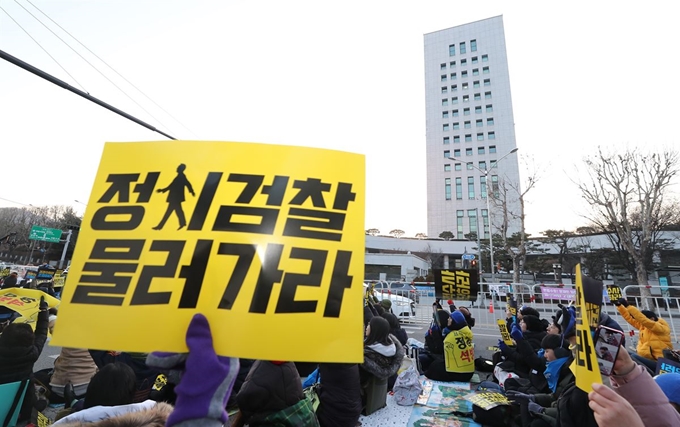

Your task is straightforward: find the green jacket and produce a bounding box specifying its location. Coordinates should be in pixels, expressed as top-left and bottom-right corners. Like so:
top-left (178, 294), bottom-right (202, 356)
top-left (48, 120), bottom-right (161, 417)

top-left (256, 399), bottom-right (320, 427)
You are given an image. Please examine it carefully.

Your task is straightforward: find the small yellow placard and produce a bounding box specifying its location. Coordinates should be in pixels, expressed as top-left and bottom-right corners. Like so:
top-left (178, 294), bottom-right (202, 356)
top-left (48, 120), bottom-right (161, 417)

top-left (497, 319), bottom-right (513, 346)
top-left (574, 264), bottom-right (602, 393)
top-left (51, 141), bottom-right (365, 362)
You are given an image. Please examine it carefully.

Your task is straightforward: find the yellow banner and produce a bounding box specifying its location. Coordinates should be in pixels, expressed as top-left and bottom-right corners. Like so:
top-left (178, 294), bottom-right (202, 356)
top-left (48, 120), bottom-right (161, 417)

top-left (0, 288), bottom-right (60, 328)
top-left (497, 319), bottom-right (513, 345)
top-left (574, 265), bottom-right (602, 393)
top-left (51, 141), bottom-right (365, 362)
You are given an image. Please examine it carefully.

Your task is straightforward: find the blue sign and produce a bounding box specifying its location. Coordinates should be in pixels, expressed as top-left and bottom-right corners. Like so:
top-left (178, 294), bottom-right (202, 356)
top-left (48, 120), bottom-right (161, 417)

top-left (462, 254), bottom-right (475, 260)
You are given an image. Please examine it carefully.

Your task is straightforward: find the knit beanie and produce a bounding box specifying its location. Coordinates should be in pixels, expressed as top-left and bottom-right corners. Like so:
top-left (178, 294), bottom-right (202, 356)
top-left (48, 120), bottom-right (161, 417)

top-left (640, 310), bottom-right (658, 321)
top-left (522, 315), bottom-right (544, 333)
top-left (380, 299), bottom-right (392, 310)
top-left (541, 334), bottom-right (570, 359)
top-left (654, 373), bottom-right (680, 405)
top-left (449, 311), bottom-right (468, 331)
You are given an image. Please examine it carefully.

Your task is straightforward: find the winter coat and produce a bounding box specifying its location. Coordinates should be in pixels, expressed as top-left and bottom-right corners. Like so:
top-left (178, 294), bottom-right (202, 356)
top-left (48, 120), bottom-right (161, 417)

top-left (315, 364), bottom-right (362, 427)
top-left (227, 358), bottom-right (255, 408)
top-left (50, 348), bottom-right (98, 388)
top-left (360, 334), bottom-right (405, 380)
top-left (617, 305), bottom-right (672, 360)
top-left (555, 383), bottom-right (598, 427)
top-left (236, 360), bottom-right (304, 425)
top-left (533, 356), bottom-right (575, 408)
top-left (53, 401), bottom-right (171, 427)
top-left (259, 398), bottom-right (320, 427)
top-left (0, 308), bottom-right (49, 384)
top-left (392, 328), bottom-right (408, 347)
top-left (523, 329), bottom-right (547, 352)
top-left (611, 364), bottom-right (680, 427)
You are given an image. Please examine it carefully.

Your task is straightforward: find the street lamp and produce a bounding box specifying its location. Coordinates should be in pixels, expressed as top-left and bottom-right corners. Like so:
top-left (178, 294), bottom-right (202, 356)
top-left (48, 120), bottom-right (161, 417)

top-left (450, 147), bottom-right (518, 282)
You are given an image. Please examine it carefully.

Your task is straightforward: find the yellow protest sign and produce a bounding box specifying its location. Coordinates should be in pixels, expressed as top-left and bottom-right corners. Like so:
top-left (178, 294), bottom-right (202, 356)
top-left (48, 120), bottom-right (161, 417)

top-left (574, 264), bottom-right (602, 393)
top-left (0, 288), bottom-right (60, 328)
top-left (497, 319), bottom-right (513, 345)
top-left (51, 141), bottom-right (365, 362)
top-left (463, 391), bottom-right (511, 410)
top-left (606, 285), bottom-right (622, 302)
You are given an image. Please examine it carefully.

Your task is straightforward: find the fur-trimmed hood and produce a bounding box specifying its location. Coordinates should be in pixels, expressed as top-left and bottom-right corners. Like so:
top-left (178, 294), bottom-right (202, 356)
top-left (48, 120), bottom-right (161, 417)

top-left (54, 401), bottom-right (173, 427)
top-left (361, 334), bottom-right (405, 380)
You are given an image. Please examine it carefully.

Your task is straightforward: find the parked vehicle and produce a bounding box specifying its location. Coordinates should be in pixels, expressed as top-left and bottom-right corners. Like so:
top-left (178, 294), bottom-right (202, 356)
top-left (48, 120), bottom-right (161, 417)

top-left (364, 283), bottom-right (416, 320)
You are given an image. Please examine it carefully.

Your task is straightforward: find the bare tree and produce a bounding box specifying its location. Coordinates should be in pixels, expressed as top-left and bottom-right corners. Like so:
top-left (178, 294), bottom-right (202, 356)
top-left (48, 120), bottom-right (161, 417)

top-left (576, 147), bottom-right (679, 309)
top-left (389, 229), bottom-right (405, 239)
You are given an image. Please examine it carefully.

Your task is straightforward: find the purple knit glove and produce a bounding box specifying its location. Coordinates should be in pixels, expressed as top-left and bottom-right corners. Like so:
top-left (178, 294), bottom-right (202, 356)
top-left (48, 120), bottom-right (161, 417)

top-left (147, 314), bottom-right (239, 427)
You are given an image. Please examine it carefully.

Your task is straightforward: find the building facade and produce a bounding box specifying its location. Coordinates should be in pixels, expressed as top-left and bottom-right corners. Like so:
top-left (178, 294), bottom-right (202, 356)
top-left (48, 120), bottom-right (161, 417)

top-left (424, 16), bottom-right (521, 240)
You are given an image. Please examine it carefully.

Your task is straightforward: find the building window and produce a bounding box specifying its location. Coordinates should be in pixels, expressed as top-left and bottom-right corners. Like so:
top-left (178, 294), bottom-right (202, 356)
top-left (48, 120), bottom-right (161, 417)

top-left (479, 161), bottom-right (487, 170)
top-left (463, 95), bottom-right (469, 102)
top-left (463, 108), bottom-right (470, 115)
top-left (466, 148), bottom-right (473, 156)
top-left (444, 164), bottom-right (451, 172)
top-left (460, 42), bottom-right (466, 54)
top-left (464, 121), bottom-right (471, 129)
top-left (450, 73), bottom-right (457, 80)
top-left (461, 70), bottom-right (468, 78)
top-left (477, 133), bottom-right (484, 141)
top-left (441, 86), bottom-right (448, 94)
top-left (465, 134), bottom-right (472, 142)
top-left (445, 178), bottom-right (452, 200)
top-left (472, 68), bottom-right (479, 76)
top-left (443, 136), bottom-right (450, 144)
top-left (441, 75), bottom-right (447, 82)
top-left (461, 59), bottom-right (467, 66)
top-left (456, 179), bottom-right (463, 200)
top-left (484, 78), bottom-right (491, 86)
top-left (483, 66), bottom-right (490, 74)
top-left (482, 54), bottom-right (488, 62)
top-left (476, 119), bottom-right (483, 127)
top-left (486, 104), bottom-right (493, 112)
top-left (468, 176), bottom-right (475, 199)
top-left (488, 131), bottom-right (496, 140)
top-left (466, 162), bottom-right (473, 170)
top-left (485, 92), bottom-right (492, 99)
top-left (449, 44), bottom-right (455, 56)
top-left (468, 209), bottom-right (478, 234)
top-left (451, 84), bottom-right (458, 91)
top-left (450, 61), bottom-right (456, 67)
top-left (481, 208), bottom-right (488, 238)
top-left (487, 118), bottom-right (494, 126)
top-left (471, 56), bottom-right (478, 64)
top-left (453, 122), bottom-right (460, 130)
top-left (470, 39), bottom-right (477, 52)
top-left (444, 150), bottom-right (450, 158)
top-left (489, 145), bottom-right (497, 153)
top-left (452, 97), bottom-right (459, 104)
top-left (442, 99), bottom-right (449, 106)
top-left (443, 111), bottom-right (449, 119)
top-left (440, 63), bottom-right (446, 70)
top-left (474, 93), bottom-right (481, 101)
top-left (473, 80), bottom-right (480, 89)
top-left (462, 82), bottom-right (469, 90)
top-left (481, 177), bottom-right (487, 199)
top-left (475, 106), bottom-right (482, 114)
top-left (478, 146), bottom-right (485, 154)
top-left (457, 210), bottom-right (464, 238)
top-left (452, 109), bottom-right (459, 117)
top-left (455, 163), bottom-right (462, 171)
top-left (453, 135), bottom-right (461, 143)
top-left (491, 175), bottom-right (499, 197)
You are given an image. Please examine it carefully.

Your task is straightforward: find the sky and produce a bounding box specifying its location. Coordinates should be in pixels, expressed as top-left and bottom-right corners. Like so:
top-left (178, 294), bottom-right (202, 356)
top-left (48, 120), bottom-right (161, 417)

top-left (1, 0), bottom-right (678, 237)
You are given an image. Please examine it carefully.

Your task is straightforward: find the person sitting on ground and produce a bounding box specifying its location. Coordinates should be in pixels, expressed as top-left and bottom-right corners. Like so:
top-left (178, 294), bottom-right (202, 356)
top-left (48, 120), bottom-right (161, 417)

top-left (382, 312), bottom-right (407, 347)
top-left (446, 300), bottom-right (476, 328)
top-left (233, 359), bottom-right (318, 427)
top-left (614, 298), bottom-right (672, 372)
top-left (316, 363), bottom-right (362, 427)
top-left (418, 309), bottom-right (450, 373)
top-left (379, 298), bottom-right (393, 314)
top-left (359, 316), bottom-right (405, 393)
top-left (424, 311), bottom-right (475, 382)
top-left (1, 271), bottom-right (19, 289)
top-left (0, 296), bottom-right (49, 421)
top-left (518, 315), bottom-right (547, 351)
top-left (33, 347), bottom-right (98, 404)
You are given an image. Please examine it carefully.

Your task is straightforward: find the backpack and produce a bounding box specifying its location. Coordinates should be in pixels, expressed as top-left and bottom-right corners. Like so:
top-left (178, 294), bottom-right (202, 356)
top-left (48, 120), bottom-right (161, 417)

top-left (392, 365), bottom-right (423, 406)
top-left (471, 382), bottom-right (515, 427)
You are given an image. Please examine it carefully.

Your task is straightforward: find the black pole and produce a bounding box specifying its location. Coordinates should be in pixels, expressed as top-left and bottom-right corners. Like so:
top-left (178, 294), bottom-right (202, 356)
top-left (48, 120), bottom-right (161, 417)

top-left (0, 49), bottom-right (176, 140)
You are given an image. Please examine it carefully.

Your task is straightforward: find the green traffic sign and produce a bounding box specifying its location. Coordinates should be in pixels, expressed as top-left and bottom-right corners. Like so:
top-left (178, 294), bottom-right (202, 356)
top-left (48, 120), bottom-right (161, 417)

top-left (29, 225), bottom-right (63, 243)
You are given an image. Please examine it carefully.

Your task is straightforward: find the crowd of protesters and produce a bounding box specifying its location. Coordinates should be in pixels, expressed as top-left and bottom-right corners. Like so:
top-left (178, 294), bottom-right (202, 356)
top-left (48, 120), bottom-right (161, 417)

top-left (1, 276), bottom-right (679, 427)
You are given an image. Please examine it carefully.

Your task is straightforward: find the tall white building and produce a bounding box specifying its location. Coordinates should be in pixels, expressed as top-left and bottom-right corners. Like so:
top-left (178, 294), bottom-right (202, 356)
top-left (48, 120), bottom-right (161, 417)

top-left (424, 16), bottom-right (521, 240)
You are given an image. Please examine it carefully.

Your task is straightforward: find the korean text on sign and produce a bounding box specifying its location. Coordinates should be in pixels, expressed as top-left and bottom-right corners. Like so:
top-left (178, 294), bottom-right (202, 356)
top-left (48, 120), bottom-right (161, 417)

top-left (51, 141), bottom-right (366, 363)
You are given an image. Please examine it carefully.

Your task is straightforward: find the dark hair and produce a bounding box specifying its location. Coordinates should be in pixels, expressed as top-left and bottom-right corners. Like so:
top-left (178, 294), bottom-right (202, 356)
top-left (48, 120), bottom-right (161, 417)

top-left (365, 316), bottom-right (391, 346)
top-left (519, 306), bottom-right (540, 318)
top-left (381, 312), bottom-right (400, 331)
top-left (0, 323), bottom-right (34, 347)
top-left (84, 362), bottom-right (136, 408)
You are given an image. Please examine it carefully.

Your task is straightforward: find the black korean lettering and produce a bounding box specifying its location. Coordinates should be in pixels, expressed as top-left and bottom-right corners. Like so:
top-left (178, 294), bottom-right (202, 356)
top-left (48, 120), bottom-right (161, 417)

top-left (262, 176), bottom-right (289, 206)
top-left (188, 172), bottom-right (223, 231)
top-left (130, 241), bottom-right (185, 305)
top-left (275, 248), bottom-right (327, 314)
top-left (178, 240), bottom-right (213, 309)
top-left (98, 174), bottom-right (140, 203)
top-left (133, 172), bottom-right (160, 203)
top-left (91, 206), bottom-right (144, 230)
top-left (283, 208), bottom-right (344, 241)
top-left (229, 174), bottom-right (264, 203)
top-left (332, 182), bottom-right (356, 210)
top-left (289, 178), bottom-right (331, 208)
top-left (324, 250), bottom-right (352, 318)
top-left (212, 206), bottom-right (279, 234)
top-left (71, 262), bottom-right (138, 305)
top-left (217, 243), bottom-right (256, 310)
top-left (455, 337), bottom-right (466, 349)
top-left (90, 239), bottom-right (145, 260)
top-left (249, 244), bottom-right (284, 314)
top-left (576, 328), bottom-right (593, 370)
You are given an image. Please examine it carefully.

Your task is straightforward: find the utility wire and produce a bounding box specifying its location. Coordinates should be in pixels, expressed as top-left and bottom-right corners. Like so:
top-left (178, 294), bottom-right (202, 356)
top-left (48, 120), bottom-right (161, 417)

top-left (0, 196), bottom-right (33, 207)
top-left (24, 0), bottom-right (195, 138)
top-left (0, 4), bottom-right (88, 93)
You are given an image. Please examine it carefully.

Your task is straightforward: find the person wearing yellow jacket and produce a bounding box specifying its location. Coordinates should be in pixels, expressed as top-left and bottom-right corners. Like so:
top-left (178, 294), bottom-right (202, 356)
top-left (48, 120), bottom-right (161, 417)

top-left (614, 298), bottom-right (672, 371)
top-left (442, 311), bottom-right (475, 381)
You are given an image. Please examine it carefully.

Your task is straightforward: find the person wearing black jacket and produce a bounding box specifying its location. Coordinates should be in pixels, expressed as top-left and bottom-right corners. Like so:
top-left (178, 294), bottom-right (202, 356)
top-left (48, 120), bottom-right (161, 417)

top-left (316, 363), bottom-right (362, 427)
top-left (0, 271), bottom-right (18, 289)
top-left (0, 296), bottom-right (49, 421)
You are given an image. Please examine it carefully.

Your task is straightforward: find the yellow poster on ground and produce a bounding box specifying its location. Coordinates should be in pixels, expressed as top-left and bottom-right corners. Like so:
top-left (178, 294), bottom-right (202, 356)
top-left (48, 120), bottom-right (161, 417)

top-left (574, 264), bottom-right (602, 393)
top-left (497, 319), bottom-right (513, 345)
top-left (51, 141), bottom-right (365, 362)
